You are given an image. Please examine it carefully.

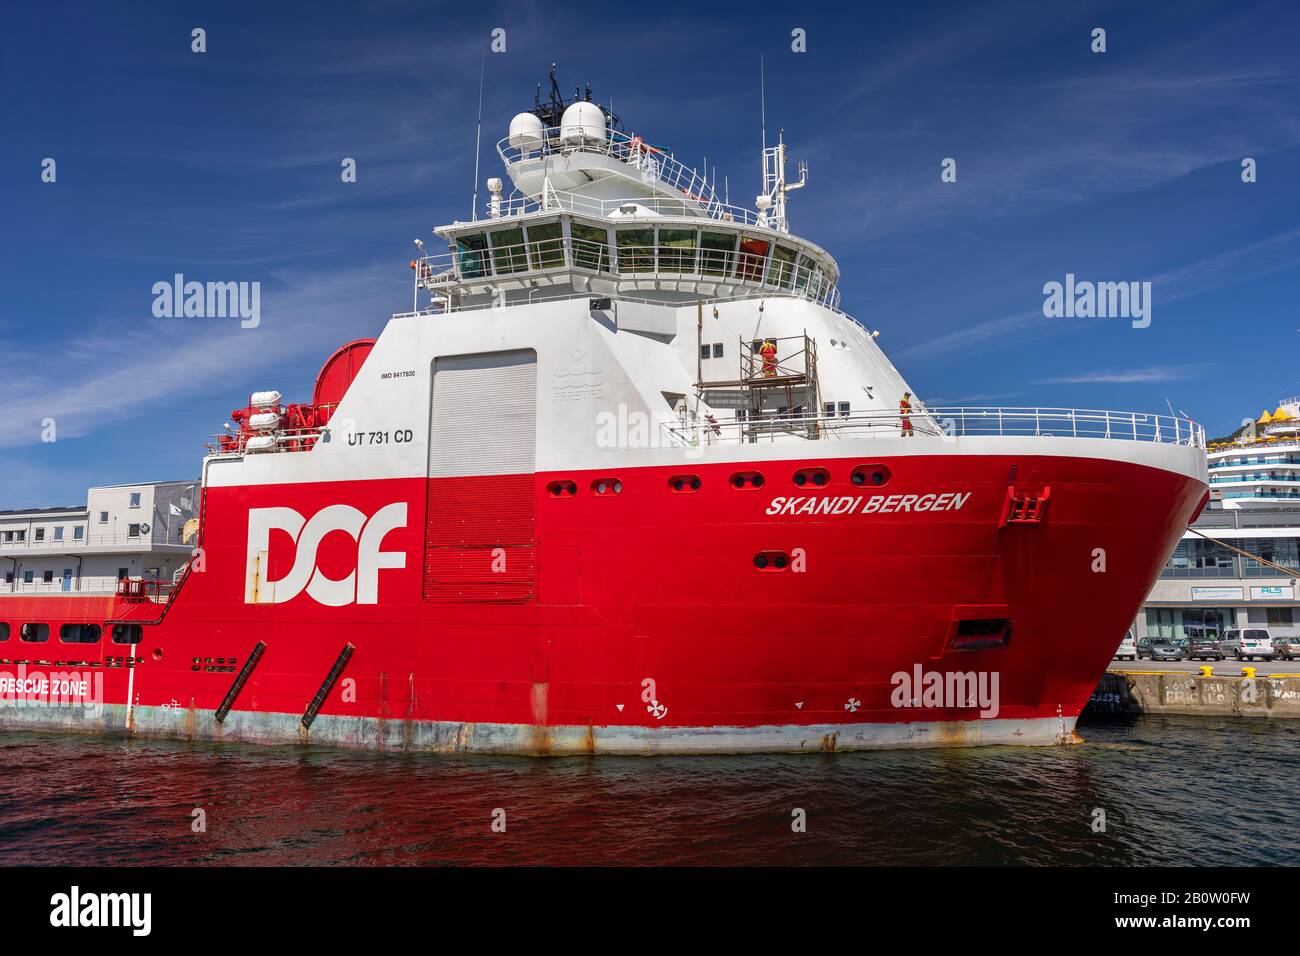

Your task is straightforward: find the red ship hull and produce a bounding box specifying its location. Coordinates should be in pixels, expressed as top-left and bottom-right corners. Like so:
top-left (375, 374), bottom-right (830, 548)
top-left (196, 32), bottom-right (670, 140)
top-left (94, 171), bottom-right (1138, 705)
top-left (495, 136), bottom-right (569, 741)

top-left (0, 451), bottom-right (1204, 753)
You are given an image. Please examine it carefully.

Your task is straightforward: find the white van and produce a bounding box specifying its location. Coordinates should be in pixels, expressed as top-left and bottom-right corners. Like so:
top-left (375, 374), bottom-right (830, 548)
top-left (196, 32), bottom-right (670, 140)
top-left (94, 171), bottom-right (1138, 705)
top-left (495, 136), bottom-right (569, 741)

top-left (1220, 628), bottom-right (1274, 661)
top-left (1114, 629), bottom-right (1138, 661)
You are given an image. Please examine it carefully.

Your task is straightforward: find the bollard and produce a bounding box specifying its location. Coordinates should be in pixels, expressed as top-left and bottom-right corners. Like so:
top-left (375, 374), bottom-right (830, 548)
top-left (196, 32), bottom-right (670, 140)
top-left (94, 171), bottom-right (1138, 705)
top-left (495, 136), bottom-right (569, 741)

top-left (1241, 666), bottom-right (1256, 678)
top-left (1199, 665), bottom-right (1213, 677)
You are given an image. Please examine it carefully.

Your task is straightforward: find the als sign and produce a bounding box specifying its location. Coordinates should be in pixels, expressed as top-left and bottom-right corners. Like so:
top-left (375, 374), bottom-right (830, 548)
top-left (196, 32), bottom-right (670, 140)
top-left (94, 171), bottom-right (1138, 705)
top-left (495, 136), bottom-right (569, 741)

top-left (245, 503), bottom-right (407, 606)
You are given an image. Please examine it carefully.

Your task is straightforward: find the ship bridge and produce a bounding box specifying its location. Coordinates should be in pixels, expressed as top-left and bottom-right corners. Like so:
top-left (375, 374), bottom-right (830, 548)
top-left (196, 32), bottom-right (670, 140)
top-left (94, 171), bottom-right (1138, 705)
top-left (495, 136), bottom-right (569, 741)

top-left (412, 77), bottom-right (837, 314)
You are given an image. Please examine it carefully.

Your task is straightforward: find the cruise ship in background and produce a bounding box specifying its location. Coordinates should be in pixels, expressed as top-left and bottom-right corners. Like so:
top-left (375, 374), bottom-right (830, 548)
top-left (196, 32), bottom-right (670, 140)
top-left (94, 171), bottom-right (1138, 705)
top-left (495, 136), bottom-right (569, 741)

top-left (0, 75), bottom-right (1209, 754)
top-left (1138, 400), bottom-right (1300, 644)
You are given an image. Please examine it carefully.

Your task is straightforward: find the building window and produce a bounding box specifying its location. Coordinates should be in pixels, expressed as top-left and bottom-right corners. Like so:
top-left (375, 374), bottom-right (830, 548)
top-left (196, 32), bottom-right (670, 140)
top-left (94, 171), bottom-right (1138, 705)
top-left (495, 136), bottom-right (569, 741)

top-left (34, 528), bottom-right (45, 542)
top-left (99, 511), bottom-right (108, 524)
top-left (128, 524), bottom-right (141, 538)
top-left (74, 527), bottom-right (84, 540)
top-left (129, 493), bottom-right (142, 508)
top-left (2, 531), bottom-right (11, 543)
top-left (53, 527), bottom-right (63, 541)
top-left (14, 531), bottom-right (24, 542)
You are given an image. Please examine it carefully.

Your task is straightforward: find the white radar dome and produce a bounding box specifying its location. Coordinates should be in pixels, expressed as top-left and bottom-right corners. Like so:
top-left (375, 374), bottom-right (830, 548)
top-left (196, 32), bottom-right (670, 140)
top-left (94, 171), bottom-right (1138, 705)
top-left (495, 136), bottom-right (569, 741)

top-left (559, 101), bottom-right (606, 146)
top-left (508, 112), bottom-right (544, 153)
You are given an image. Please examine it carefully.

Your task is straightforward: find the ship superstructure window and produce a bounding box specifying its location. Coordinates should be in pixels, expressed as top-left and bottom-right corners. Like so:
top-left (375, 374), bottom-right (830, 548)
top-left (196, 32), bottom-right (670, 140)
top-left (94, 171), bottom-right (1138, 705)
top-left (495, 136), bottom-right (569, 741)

top-left (111, 623), bottom-right (143, 644)
top-left (117, 567), bottom-right (129, 580)
top-left (736, 236), bottom-right (770, 282)
top-left (0, 623), bottom-right (8, 641)
top-left (3, 572), bottom-right (12, 584)
top-left (768, 244), bottom-right (798, 288)
top-left (455, 233), bottom-right (489, 279)
top-left (616, 228), bottom-right (655, 273)
top-left (657, 229), bottom-right (697, 274)
top-left (129, 492), bottom-right (141, 508)
top-left (99, 511), bottom-right (108, 524)
top-left (489, 227), bottom-right (528, 274)
top-left (74, 527), bottom-right (83, 540)
top-left (34, 528), bottom-right (44, 542)
top-left (42, 571), bottom-right (53, 583)
top-left (526, 221), bottom-right (565, 269)
top-left (60, 623), bottom-right (101, 644)
top-left (570, 222), bottom-right (610, 271)
top-left (20, 623), bottom-right (49, 643)
top-left (53, 527), bottom-right (63, 540)
top-left (699, 231), bottom-right (737, 276)
top-left (712, 343), bottom-right (724, 358)
top-left (23, 571), bottom-right (33, 583)
top-left (128, 524), bottom-right (141, 538)
top-left (838, 402), bottom-right (850, 416)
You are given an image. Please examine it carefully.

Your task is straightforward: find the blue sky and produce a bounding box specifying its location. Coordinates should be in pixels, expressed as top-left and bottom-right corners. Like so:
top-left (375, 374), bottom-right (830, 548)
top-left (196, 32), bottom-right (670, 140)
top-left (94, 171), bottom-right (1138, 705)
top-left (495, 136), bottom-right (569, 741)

top-left (2, 0), bottom-right (1299, 508)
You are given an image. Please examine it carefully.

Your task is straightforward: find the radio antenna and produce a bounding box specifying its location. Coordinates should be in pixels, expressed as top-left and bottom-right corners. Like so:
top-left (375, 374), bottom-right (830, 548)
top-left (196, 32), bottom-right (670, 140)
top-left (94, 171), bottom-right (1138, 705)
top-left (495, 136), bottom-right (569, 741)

top-left (471, 50), bottom-right (486, 221)
top-left (759, 54), bottom-right (767, 180)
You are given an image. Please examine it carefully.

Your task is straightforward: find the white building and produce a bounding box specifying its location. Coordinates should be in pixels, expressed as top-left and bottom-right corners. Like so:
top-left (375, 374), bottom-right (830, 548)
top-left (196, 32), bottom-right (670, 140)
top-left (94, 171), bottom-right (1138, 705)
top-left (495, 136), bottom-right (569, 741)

top-left (0, 480), bottom-right (197, 595)
top-left (1137, 404), bottom-right (1300, 642)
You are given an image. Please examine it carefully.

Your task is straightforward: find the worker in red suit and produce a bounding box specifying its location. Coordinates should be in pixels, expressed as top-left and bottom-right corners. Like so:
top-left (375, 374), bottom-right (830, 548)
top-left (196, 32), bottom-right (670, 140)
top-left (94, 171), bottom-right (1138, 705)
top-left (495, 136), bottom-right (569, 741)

top-left (759, 338), bottom-right (778, 378)
top-left (900, 391), bottom-right (914, 437)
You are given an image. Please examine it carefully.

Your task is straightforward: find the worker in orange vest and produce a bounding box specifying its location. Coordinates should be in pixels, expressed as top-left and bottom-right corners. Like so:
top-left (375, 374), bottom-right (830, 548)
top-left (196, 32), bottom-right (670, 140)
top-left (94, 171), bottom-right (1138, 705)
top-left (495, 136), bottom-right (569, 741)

top-left (759, 339), bottom-right (778, 378)
top-left (900, 391), bottom-right (914, 437)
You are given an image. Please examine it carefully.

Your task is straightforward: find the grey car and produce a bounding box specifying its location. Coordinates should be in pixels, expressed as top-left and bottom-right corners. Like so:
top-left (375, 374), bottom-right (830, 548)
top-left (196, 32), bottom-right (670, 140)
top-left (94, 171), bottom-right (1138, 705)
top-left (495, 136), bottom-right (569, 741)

top-left (1147, 640), bottom-right (1186, 661)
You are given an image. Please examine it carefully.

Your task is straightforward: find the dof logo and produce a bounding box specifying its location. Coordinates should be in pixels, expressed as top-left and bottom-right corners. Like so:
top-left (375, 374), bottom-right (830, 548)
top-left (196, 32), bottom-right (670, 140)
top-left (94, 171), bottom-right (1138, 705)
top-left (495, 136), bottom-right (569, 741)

top-left (245, 504), bottom-right (407, 606)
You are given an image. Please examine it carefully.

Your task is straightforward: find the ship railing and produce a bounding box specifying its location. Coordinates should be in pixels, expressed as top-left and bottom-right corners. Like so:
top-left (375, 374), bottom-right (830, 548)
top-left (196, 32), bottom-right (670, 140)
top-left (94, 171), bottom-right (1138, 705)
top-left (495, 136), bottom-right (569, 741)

top-left (488, 189), bottom-right (764, 226)
top-left (207, 425), bottom-right (329, 457)
top-left (116, 577), bottom-right (175, 604)
top-left (661, 407), bottom-right (1207, 448)
top-left (497, 128), bottom-right (722, 217)
top-left (414, 236), bottom-right (841, 310)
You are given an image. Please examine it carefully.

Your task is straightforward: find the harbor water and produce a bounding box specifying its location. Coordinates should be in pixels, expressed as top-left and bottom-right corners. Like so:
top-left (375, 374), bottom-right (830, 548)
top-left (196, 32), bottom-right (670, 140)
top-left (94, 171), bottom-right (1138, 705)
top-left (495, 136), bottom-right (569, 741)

top-left (2, 715), bottom-right (1296, 866)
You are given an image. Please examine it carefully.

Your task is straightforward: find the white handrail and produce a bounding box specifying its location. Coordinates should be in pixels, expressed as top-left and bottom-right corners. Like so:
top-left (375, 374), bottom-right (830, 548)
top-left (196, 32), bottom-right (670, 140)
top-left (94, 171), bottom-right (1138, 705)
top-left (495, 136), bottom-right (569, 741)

top-left (661, 407), bottom-right (1206, 449)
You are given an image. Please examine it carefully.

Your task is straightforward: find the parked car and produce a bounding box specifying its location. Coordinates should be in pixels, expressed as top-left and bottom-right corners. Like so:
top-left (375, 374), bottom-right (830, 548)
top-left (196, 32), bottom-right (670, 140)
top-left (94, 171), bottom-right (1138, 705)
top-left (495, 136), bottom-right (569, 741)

top-left (1272, 637), bottom-right (1299, 662)
top-left (1146, 640), bottom-right (1186, 661)
top-left (1114, 630), bottom-right (1138, 661)
top-left (1187, 637), bottom-right (1225, 661)
top-left (1220, 628), bottom-right (1275, 661)
top-left (1137, 637), bottom-right (1158, 660)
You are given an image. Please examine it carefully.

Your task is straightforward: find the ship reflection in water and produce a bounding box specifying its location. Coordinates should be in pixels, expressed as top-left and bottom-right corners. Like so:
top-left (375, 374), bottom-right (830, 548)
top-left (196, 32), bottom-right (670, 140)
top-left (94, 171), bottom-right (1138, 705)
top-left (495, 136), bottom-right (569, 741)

top-left (2, 717), bottom-right (1296, 866)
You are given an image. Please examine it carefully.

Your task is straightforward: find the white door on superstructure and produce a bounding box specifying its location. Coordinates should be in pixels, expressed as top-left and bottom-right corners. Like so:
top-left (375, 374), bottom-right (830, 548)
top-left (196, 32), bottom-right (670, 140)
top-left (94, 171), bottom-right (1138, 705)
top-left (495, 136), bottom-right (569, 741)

top-left (424, 349), bottom-right (538, 603)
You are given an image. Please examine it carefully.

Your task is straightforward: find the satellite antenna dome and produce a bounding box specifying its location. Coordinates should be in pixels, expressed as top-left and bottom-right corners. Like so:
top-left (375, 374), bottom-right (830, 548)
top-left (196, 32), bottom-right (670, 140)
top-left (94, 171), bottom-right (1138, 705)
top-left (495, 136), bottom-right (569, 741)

top-left (508, 112), bottom-right (544, 153)
top-left (559, 101), bottom-right (606, 146)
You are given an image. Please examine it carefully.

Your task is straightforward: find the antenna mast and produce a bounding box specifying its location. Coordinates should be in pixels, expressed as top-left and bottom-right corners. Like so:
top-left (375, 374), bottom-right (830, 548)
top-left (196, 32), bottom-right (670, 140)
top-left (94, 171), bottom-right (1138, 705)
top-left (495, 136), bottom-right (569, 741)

top-left (471, 51), bottom-right (486, 221)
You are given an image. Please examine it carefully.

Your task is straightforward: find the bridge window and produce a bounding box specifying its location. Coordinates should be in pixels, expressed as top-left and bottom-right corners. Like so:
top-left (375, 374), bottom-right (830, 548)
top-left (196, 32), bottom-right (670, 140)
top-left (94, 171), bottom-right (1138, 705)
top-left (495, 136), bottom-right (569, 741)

top-left (526, 221), bottom-right (565, 269)
top-left (616, 228), bottom-right (655, 273)
top-left (699, 231), bottom-right (736, 276)
top-left (571, 222), bottom-right (611, 271)
top-left (456, 233), bottom-right (489, 279)
top-left (793, 254), bottom-right (814, 292)
top-left (768, 245), bottom-right (798, 288)
top-left (489, 227), bottom-right (528, 274)
top-left (657, 229), bottom-right (697, 274)
top-left (736, 236), bottom-right (770, 282)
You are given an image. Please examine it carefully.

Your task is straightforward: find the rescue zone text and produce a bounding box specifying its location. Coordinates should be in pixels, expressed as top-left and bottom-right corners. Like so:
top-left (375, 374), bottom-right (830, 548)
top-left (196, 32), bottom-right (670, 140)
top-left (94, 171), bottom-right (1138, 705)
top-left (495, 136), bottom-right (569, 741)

top-left (765, 492), bottom-right (972, 516)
